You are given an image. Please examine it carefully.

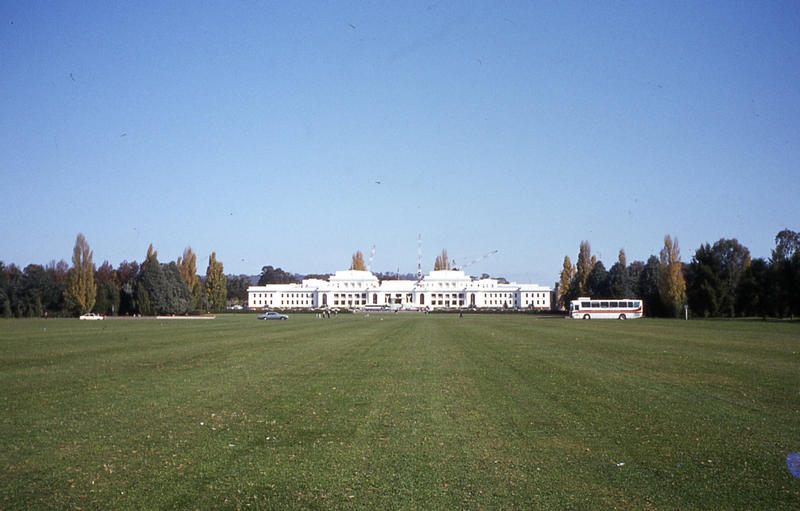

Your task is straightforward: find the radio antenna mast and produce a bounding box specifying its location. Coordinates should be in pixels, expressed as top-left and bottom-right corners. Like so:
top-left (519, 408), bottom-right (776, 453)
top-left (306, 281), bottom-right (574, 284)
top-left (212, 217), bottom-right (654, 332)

top-left (366, 245), bottom-right (376, 272)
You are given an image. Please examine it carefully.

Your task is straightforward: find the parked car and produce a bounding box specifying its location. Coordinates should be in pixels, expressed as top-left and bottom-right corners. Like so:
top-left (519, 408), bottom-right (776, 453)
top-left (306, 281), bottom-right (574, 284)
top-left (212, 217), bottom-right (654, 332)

top-left (257, 312), bottom-right (288, 320)
top-left (79, 313), bottom-right (104, 320)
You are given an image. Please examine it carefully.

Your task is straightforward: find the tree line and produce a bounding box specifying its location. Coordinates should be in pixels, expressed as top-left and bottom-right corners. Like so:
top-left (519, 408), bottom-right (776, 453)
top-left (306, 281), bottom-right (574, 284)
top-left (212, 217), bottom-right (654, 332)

top-left (6, 230), bottom-right (797, 319)
top-left (558, 229), bottom-right (800, 318)
top-left (0, 234), bottom-right (240, 317)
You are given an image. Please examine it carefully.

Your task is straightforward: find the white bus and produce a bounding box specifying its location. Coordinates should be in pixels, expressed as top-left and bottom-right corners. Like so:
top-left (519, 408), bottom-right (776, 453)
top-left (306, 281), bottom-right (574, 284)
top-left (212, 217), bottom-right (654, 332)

top-left (569, 297), bottom-right (643, 320)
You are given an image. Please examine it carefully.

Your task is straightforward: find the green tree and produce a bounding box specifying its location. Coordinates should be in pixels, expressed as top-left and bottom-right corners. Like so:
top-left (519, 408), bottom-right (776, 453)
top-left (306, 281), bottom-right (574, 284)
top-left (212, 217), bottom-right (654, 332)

top-left (1, 292), bottom-right (10, 318)
top-left (350, 250), bottom-right (366, 271)
top-left (0, 262), bottom-right (8, 317)
top-left (22, 264), bottom-right (64, 317)
top-left (161, 262), bottom-right (193, 314)
top-left (735, 258), bottom-right (772, 317)
top-left (137, 252), bottom-right (167, 314)
top-left (585, 261), bottom-right (610, 298)
top-left (136, 283), bottom-right (153, 316)
top-left (770, 229), bottom-right (800, 317)
top-left (687, 239), bottom-right (751, 317)
top-left (258, 266), bottom-right (298, 285)
top-left (608, 249), bottom-right (631, 298)
top-left (205, 252), bottom-right (227, 312)
top-left (0, 263), bottom-right (10, 317)
top-left (116, 261), bottom-right (139, 315)
top-left (135, 245), bottom-right (161, 315)
top-left (686, 244), bottom-right (722, 317)
top-left (638, 256), bottom-right (661, 317)
top-left (771, 229), bottom-right (800, 262)
top-left (64, 233), bottom-right (97, 315)
top-left (2, 264), bottom-right (24, 317)
top-left (226, 276), bottom-right (251, 305)
top-left (21, 264), bottom-right (45, 317)
top-left (94, 280), bottom-right (120, 315)
top-left (93, 261), bottom-right (119, 315)
top-left (712, 238), bottom-right (750, 316)
top-left (43, 260), bottom-right (67, 315)
top-left (658, 235), bottom-right (686, 318)
top-left (137, 249), bottom-right (192, 315)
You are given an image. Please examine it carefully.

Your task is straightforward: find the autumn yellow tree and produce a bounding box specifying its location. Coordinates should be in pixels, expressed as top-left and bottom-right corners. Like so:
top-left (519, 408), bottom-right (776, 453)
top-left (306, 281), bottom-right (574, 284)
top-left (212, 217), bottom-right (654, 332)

top-left (350, 250), bottom-right (366, 271)
top-left (558, 255), bottom-right (575, 310)
top-left (177, 247), bottom-right (197, 288)
top-left (434, 249), bottom-right (450, 271)
top-left (658, 234), bottom-right (686, 317)
top-left (574, 240), bottom-right (595, 297)
top-left (141, 244), bottom-right (158, 272)
top-left (178, 246), bottom-right (203, 311)
top-left (64, 233), bottom-right (97, 315)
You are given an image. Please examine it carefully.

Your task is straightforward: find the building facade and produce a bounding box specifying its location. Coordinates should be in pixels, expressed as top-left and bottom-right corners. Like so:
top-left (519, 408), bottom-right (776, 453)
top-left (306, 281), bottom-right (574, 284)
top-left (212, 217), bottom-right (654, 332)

top-left (248, 269), bottom-right (552, 311)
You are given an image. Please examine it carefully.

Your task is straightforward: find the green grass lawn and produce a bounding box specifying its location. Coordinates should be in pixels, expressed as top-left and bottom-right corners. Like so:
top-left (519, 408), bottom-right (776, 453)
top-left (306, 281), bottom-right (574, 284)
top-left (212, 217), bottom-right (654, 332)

top-left (1, 314), bottom-right (798, 509)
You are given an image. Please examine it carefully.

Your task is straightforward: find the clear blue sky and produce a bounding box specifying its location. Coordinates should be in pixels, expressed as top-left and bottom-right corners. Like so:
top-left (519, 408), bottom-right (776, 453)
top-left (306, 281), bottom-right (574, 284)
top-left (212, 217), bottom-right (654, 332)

top-left (2, 1), bottom-right (798, 285)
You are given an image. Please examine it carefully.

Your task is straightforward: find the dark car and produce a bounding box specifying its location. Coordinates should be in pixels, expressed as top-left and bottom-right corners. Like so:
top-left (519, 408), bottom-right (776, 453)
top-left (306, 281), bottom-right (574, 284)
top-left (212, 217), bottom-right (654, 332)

top-left (257, 312), bottom-right (288, 320)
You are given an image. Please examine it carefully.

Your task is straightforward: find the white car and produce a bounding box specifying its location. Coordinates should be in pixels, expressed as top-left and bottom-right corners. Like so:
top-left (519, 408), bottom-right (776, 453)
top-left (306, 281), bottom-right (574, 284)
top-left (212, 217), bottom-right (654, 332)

top-left (257, 312), bottom-right (288, 320)
top-left (79, 313), bottom-right (104, 320)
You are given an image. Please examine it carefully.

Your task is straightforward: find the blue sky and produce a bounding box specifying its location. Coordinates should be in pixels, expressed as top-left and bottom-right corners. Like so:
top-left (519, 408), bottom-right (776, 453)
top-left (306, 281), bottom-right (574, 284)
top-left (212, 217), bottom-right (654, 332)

top-left (2, 1), bottom-right (798, 284)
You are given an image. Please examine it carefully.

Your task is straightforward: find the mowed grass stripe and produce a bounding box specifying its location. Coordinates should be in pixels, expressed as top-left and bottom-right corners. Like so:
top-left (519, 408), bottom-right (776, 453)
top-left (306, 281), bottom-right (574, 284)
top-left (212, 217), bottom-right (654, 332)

top-left (449, 316), bottom-right (800, 508)
top-left (1, 316), bottom-right (799, 509)
top-left (1, 316), bottom-right (392, 509)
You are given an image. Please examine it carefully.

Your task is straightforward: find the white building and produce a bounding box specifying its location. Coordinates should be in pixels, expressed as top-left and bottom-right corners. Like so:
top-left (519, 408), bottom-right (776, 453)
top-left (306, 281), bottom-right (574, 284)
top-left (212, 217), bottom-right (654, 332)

top-left (247, 269), bottom-right (552, 311)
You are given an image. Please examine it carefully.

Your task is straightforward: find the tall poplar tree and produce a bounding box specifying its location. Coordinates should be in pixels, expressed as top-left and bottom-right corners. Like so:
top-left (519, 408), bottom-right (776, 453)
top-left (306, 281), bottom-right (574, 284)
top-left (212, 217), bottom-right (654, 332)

top-left (658, 234), bottom-right (686, 317)
top-left (574, 240), bottom-right (595, 296)
top-left (178, 246), bottom-right (202, 311)
top-left (64, 233), bottom-right (97, 315)
top-left (350, 251), bottom-right (366, 271)
top-left (434, 249), bottom-right (450, 271)
top-left (558, 255), bottom-right (575, 310)
top-left (134, 244), bottom-right (159, 315)
top-left (142, 244), bottom-right (157, 271)
top-left (177, 247), bottom-right (197, 288)
top-left (205, 252), bottom-right (227, 312)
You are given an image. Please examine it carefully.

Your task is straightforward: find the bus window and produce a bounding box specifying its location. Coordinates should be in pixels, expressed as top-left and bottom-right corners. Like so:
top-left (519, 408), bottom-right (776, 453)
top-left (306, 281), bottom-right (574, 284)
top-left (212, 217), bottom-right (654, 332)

top-left (600, 301), bottom-right (609, 308)
top-left (591, 302), bottom-right (600, 308)
top-left (581, 301), bottom-right (590, 308)
top-left (610, 301), bottom-right (618, 307)
top-left (634, 301), bottom-right (641, 308)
